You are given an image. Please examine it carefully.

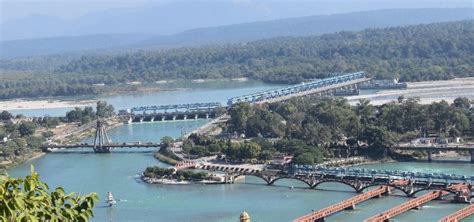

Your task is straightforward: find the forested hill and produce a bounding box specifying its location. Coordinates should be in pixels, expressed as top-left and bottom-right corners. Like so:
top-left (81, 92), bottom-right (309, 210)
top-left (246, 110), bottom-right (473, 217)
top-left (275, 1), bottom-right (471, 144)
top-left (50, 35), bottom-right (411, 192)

top-left (1, 8), bottom-right (472, 59)
top-left (0, 20), bottom-right (473, 99)
top-left (61, 20), bottom-right (474, 83)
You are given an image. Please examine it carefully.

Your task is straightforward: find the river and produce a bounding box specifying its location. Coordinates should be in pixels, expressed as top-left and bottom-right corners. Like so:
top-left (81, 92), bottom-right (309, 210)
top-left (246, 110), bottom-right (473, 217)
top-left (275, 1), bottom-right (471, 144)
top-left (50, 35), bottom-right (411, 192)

top-left (7, 81), bottom-right (474, 222)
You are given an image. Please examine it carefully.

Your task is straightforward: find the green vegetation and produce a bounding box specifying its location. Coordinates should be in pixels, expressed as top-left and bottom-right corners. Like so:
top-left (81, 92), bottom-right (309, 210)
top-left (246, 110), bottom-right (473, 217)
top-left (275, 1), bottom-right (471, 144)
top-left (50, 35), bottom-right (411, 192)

top-left (0, 167), bottom-right (98, 221)
top-left (143, 166), bottom-right (210, 181)
top-left (0, 20), bottom-right (473, 99)
top-left (1, 101), bottom-right (115, 167)
top-left (183, 133), bottom-right (326, 164)
top-left (1, 121), bottom-right (44, 163)
top-left (154, 136), bottom-right (181, 165)
top-left (65, 101), bottom-right (115, 124)
top-left (225, 97), bottom-right (474, 163)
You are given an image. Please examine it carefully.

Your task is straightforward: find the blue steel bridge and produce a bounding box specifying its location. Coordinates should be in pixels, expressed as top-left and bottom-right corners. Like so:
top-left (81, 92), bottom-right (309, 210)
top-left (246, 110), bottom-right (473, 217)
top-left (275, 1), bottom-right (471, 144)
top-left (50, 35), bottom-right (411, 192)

top-left (227, 71), bottom-right (370, 105)
top-left (290, 165), bottom-right (474, 183)
top-left (121, 102), bottom-right (222, 122)
top-left (119, 71), bottom-right (370, 122)
top-left (129, 102), bottom-right (222, 114)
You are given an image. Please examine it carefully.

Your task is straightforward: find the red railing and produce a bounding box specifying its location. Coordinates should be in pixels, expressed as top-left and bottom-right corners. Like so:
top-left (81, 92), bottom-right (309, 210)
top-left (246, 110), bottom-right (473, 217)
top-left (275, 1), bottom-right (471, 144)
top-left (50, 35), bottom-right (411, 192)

top-left (293, 186), bottom-right (392, 222)
top-left (364, 190), bottom-right (449, 222)
top-left (439, 204), bottom-right (474, 222)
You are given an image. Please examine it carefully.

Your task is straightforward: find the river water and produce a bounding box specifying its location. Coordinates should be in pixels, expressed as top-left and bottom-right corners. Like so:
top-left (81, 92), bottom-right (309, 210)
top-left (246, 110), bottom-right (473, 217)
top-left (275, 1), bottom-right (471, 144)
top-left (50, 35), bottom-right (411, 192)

top-left (7, 81), bottom-right (474, 222)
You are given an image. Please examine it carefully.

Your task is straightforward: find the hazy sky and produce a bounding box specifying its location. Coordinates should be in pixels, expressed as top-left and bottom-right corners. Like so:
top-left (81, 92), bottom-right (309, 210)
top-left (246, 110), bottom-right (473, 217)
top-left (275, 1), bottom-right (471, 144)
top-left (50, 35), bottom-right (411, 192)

top-left (1, 0), bottom-right (151, 22)
top-left (1, 0), bottom-right (472, 23)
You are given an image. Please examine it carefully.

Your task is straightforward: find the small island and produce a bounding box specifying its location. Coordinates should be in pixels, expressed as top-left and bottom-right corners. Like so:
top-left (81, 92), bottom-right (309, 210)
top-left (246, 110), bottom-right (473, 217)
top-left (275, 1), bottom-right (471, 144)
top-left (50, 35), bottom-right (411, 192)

top-left (142, 166), bottom-right (238, 185)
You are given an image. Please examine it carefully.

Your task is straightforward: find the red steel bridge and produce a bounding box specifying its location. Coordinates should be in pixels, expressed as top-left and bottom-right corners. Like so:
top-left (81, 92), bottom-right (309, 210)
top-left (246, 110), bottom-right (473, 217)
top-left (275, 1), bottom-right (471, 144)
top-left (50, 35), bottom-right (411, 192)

top-left (186, 163), bottom-right (473, 222)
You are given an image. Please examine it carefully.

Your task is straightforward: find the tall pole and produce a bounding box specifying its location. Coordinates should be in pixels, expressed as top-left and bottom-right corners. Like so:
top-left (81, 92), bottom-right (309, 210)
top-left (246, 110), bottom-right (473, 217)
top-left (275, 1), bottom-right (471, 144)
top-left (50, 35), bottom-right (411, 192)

top-left (93, 101), bottom-right (111, 153)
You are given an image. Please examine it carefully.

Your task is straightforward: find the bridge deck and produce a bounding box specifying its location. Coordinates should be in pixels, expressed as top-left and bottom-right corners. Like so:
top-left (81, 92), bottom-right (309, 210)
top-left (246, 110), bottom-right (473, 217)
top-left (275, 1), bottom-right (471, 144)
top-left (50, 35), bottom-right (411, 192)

top-left (175, 160), bottom-right (197, 170)
top-left (439, 204), bottom-right (474, 222)
top-left (261, 77), bottom-right (371, 104)
top-left (130, 102), bottom-right (221, 113)
top-left (42, 143), bottom-right (161, 149)
top-left (364, 190), bottom-right (449, 222)
top-left (293, 186), bottom-right (392, 222)
top-left (228, 71), bottom-right (370, 105)
top-left (394, 145), bottom-right (474, 152)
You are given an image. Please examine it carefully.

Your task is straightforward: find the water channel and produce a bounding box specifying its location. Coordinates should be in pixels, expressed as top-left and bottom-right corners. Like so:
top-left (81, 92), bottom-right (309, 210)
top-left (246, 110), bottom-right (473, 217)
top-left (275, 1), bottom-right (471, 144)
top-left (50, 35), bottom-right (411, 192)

top-left (7, 81), bottom-right (474, 222)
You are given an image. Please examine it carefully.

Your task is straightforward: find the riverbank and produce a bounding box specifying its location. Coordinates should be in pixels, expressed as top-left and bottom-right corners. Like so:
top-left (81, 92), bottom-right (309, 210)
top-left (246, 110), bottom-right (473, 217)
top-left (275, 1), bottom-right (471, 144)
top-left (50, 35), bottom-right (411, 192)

top-left (0, 99), bottom-right (96, 111)
top-left (0, 151), bottom-right (45, 171)
top-left (347, 77), bottom-right (474, 105)
top-left (51, 117), bottom-right (123, 144)
top-left (141, 176), bottom-right (230, 185)
top-left (153, 152), bottom-right (179, 165)
top-left (0, 78), bottom-right (254, 112)
top-left (0, 117), bottom-right (124, 171)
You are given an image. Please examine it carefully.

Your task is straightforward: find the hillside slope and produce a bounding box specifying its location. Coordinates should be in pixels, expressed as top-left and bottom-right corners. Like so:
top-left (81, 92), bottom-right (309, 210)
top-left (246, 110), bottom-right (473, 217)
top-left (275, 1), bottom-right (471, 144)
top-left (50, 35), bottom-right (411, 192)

top-left (1, 8), bottom-right (472, 59)
top-left (1, 20), bottom-right (473, 99)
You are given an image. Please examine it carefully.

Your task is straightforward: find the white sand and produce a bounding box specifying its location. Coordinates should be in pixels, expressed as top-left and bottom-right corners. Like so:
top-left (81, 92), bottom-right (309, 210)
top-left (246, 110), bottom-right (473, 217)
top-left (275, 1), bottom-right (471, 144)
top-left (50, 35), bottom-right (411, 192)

top-left (347, 77), bottom-right (474, 105)
top-left (1, 77), bottom-right (473, 110)
top-left (0, 99), bottom-right (96, 111)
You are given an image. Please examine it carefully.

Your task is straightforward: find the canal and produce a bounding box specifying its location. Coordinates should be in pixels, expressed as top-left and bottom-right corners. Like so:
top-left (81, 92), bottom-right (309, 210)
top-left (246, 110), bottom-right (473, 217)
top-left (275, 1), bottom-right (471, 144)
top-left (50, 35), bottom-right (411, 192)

top-left (7, 81), bottom-right (474, 222)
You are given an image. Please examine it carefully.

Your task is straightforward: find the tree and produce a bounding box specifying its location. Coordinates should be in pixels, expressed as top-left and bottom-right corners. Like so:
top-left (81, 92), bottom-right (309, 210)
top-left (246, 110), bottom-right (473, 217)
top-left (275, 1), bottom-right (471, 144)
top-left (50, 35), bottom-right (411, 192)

top-left (0, 111), bottom-right (13, 121)
top-left (160, 136), bottom-right (174, 149)
top-left (0, 166), bottom-right (98, 221)
top-left (452, 97), bottom-right (471, 110)
top-left (356, 99), bottom-right (375, 125)
top-left (358, 125), bottom-right (393, 158)
top-left (18, 122), bottom-right (36, 137)
top-left (65, 108), bottom-right (83, 123)
top-left (229, 103), bottom-right (252, 134)
top-left (96, 101), bottom-right (114, 119)
top-left (240, 141), bottom-right (261, 160)
top-left (26, 136), bottom-right (44, 150)
top-left (292, 152), bottom-right (316, 165)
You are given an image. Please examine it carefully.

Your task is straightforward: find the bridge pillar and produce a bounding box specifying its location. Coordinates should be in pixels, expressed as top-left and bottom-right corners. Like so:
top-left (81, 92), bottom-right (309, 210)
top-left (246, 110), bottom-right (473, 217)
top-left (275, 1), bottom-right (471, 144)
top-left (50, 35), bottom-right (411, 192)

top-left (470, 150), bottom-right (474, 164)
top-left (452, 190), bottom-right (471, 203)
top-left (315, 217), bottom-right (326, 222)
top-left (344, 204), bottom-right (356, 210)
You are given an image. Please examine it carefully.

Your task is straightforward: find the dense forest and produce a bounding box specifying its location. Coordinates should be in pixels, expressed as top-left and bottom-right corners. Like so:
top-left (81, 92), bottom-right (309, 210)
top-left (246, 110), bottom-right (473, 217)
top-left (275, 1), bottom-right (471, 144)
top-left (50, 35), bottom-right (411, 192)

top-left (0, 20), bottom-right (473, 99)
top-left (182, 97), bottom-right (474, 164)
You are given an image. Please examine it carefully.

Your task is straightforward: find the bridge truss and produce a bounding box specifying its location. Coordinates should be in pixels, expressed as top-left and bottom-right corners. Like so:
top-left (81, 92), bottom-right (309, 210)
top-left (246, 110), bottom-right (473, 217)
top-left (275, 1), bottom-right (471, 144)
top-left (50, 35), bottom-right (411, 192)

top-left (129, 102), bottom-right (222, 114)
top-left (227, 71), bottom-right (370, 105)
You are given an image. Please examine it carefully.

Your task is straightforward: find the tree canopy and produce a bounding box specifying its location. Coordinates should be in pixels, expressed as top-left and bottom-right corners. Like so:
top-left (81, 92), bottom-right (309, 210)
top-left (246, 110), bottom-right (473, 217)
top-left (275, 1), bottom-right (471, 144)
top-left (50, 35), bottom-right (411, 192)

top-left (0, 20), bottom-right (473, 99)
top-left (226, 97), bottom-right (474, 161)
top-left (0, 167), bottom-right (98, 221)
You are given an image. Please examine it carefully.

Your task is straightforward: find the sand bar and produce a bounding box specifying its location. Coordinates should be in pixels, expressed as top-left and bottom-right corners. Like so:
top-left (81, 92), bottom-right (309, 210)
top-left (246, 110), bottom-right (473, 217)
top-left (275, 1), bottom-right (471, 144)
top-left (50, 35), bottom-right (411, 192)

top-left (0, 99), bottom-right (97, 111)
top-left (0, 77), bottom-right (473, 111)
top-left (347, 77), bottom-right (474, 105)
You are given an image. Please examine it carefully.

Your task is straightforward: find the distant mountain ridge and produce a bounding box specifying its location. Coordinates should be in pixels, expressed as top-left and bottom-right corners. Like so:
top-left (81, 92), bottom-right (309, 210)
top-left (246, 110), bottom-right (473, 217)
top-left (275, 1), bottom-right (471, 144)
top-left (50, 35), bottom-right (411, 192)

top-left (1, 8), bottom-right (473, 59)
top-left (138, 8), bottom-right (474, 47)
top-left (0, 34), bottom-right (151, 59)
